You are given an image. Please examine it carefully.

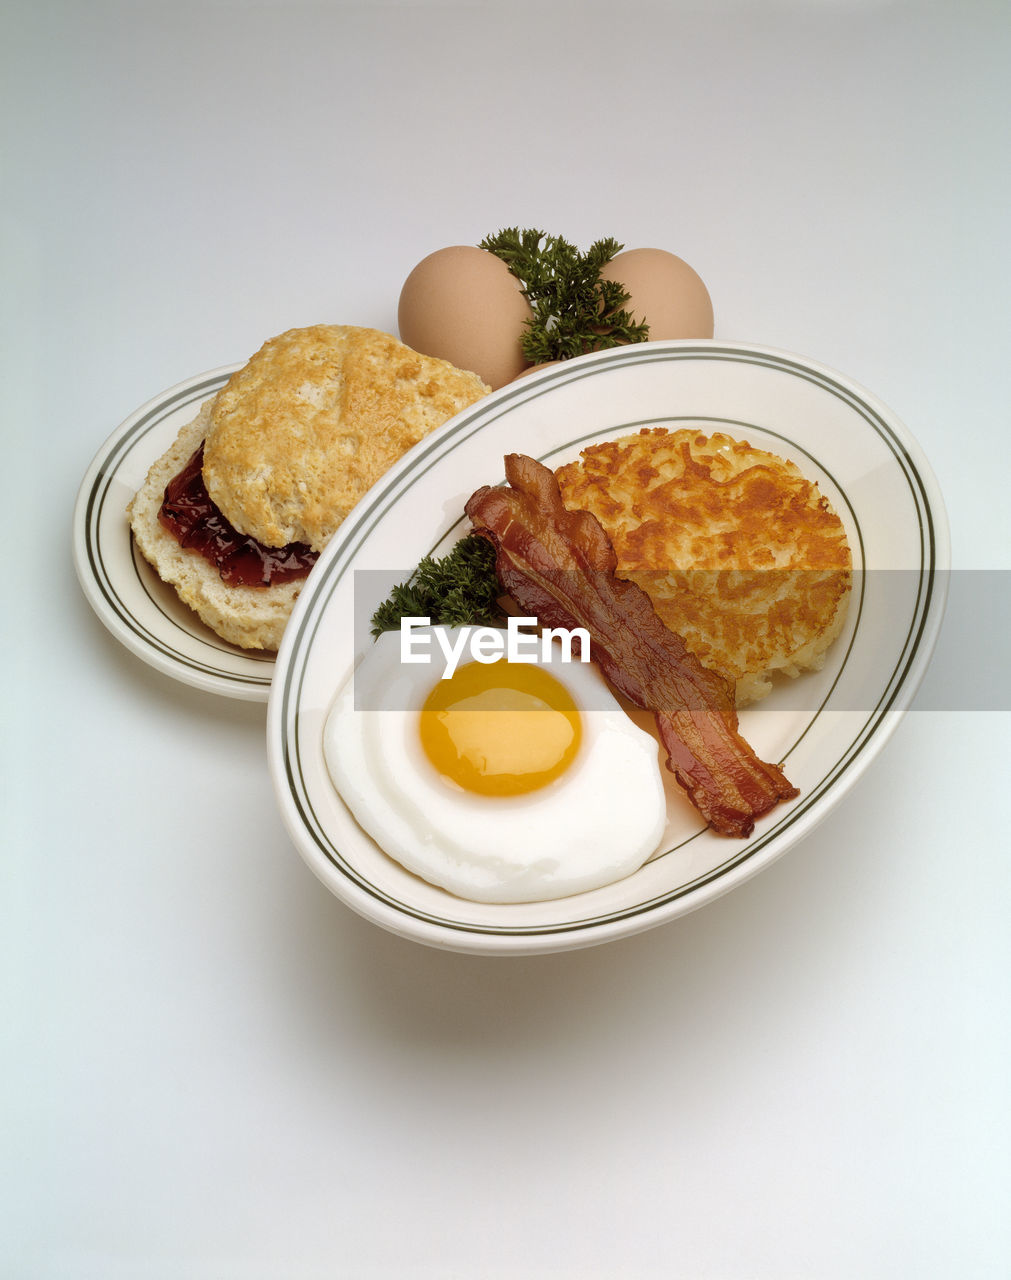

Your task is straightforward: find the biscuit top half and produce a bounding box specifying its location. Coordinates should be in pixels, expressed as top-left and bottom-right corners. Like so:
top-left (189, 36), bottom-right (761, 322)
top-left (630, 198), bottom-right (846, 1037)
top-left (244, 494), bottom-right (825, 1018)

top-left (202, 325), bottom-right (490, 552)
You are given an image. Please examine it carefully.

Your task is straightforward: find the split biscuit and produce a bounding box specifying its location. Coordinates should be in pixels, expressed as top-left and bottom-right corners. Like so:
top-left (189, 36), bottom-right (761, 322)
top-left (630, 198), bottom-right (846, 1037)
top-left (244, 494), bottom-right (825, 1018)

top-left (128, 325), bottom-right (490, 650)
top-left (127, 402), bottom-right (304, 650)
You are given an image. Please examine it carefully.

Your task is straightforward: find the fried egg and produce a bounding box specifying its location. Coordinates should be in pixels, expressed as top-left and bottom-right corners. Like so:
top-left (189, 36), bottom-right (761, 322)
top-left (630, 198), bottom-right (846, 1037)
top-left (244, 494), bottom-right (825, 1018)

top-left (323, 626), bottom-right (667, 903)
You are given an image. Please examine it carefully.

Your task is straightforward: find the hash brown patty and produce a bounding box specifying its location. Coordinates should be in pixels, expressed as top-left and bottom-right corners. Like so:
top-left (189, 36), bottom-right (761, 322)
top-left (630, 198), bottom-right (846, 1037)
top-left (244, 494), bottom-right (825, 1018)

top-left (555, 427), bottom-right (852, 705)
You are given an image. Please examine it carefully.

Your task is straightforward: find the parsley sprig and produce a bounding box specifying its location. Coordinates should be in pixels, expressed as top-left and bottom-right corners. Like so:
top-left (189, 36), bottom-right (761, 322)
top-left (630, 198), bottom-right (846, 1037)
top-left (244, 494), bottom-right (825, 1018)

top-left (480, 227), bottom-right (650, 364)
top-left (369, 534), bottom-right (506, 637)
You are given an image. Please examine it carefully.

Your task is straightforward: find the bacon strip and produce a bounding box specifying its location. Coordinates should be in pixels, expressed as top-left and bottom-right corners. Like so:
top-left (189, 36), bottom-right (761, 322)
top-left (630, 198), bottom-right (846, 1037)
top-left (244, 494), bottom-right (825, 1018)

top-left (465, 454), bottom-right (798, 837)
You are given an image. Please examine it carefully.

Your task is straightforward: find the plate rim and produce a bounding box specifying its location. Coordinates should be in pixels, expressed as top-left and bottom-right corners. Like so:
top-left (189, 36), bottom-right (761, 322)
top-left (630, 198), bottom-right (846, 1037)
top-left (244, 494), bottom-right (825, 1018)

top-left (72, 363), bottom-right (278, 702)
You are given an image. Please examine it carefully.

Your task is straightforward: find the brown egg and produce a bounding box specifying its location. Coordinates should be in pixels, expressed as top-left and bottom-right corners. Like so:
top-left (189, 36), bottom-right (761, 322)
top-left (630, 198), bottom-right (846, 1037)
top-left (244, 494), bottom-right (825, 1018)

top-left (599, 248), bottom-right (714, 340)
top-left (398, 246), bottom-right (534, 389)
top-left (511, 360), bottom-right (561, 381)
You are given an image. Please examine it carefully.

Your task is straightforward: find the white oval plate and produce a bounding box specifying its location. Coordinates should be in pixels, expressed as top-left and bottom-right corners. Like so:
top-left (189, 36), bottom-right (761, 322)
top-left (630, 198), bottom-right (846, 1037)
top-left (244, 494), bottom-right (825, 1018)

top-left (72, 364), bottom-right (279, 701)
top-left (267, 340), bottom-right (949, 954)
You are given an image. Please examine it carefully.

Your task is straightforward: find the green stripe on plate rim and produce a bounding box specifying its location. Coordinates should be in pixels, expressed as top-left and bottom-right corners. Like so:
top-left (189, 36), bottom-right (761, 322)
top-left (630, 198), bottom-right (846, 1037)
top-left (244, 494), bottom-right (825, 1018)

top-left (277, 343), bottom-right (939, 938)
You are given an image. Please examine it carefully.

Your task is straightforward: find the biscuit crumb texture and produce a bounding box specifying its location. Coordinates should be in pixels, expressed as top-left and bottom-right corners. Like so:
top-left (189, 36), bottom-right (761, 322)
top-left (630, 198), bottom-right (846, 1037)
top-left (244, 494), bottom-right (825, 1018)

top-left (127, 402), bottom-right (302, 650)
top-left (203, 325), bottom-right (490, 552)
top-left (556, 428), bottom-right (853, 705)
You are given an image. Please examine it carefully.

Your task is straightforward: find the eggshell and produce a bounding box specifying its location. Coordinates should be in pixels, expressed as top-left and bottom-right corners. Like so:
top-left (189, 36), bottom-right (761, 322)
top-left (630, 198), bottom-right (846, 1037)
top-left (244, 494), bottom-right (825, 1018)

top-left (599, 248), bottom-right (714, 340)
top-left (511, 360), bottom-right (561, 381)
top-left (398, 245), bottom-right (534, 389)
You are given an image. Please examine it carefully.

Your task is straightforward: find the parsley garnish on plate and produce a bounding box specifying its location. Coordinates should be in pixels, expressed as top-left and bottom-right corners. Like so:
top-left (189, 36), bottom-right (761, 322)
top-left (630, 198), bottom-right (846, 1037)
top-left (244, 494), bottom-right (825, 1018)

top-left (369, 534), bottom-right (506, 637)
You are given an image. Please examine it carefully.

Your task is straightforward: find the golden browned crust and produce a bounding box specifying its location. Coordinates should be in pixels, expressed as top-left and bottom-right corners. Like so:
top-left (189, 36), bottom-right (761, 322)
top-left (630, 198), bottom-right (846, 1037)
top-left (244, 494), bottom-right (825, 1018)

top-left (555, 428), bottom-right (853, 704)
top-left (203, 325), bottom-right (490, 552)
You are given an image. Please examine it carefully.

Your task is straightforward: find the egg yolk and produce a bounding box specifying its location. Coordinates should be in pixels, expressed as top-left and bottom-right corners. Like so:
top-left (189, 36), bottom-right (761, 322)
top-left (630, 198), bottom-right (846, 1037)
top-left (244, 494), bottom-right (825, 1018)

top-left (419, 660), bottom-right (582, 796)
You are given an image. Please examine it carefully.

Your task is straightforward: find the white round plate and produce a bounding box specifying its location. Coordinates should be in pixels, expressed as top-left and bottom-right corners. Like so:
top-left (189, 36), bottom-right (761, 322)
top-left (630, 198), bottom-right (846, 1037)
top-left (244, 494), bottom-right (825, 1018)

top-left (267, 340), bottom-right (950, 955)
top-left (72, 364), bottom-right (278, 701)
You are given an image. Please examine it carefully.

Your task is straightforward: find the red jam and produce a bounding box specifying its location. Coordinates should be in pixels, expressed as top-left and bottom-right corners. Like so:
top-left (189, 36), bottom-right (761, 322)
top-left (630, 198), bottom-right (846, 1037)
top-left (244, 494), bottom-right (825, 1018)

top-left (158, 443), bottom-right (318, 588)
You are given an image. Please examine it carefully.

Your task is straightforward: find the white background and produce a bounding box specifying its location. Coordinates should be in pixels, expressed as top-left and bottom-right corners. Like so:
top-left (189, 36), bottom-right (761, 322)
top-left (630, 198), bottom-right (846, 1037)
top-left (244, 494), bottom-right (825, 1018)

top-left (4, 1), bottom-right (1009, 1276)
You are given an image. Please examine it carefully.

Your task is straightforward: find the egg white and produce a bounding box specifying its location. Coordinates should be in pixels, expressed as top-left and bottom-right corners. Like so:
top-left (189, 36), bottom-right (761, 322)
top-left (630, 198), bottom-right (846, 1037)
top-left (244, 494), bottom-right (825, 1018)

top-left (323, 627), bottom-right (667, 904)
